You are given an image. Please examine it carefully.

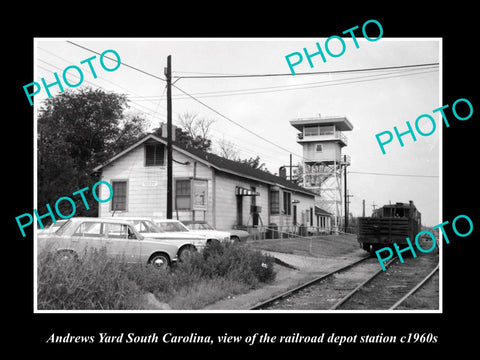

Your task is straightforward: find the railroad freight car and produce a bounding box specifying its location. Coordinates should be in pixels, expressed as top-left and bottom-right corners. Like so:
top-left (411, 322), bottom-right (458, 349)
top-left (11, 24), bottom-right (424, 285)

top-left (357, 201), bottom-right (421, 253)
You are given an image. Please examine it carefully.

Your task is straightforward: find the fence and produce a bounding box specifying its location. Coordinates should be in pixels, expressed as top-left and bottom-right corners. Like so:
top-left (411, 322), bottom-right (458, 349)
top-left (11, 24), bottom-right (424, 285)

top-left (236, 224), bottom-right (357, 241)
top-left (239, 225), bottom-right (358, 257)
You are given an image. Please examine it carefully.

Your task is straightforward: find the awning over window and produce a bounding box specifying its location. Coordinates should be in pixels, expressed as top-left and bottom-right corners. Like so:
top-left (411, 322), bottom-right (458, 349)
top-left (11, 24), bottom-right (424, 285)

top-left (315, 205), bottom-right (333, 217)
top-left (235, 186), bottom-right (260, 196)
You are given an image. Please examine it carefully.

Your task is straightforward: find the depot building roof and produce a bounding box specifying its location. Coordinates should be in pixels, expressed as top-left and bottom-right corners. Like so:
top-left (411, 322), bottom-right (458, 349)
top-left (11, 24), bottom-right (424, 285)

top-left (94, 133), bottom-right (317, 197)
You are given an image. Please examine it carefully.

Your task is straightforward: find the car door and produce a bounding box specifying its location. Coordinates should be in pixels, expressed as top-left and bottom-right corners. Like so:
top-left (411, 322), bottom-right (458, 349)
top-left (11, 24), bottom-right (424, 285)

top-left (71, 221), bottom-right (106, 254)
top-left (104, 223), bottom-right (142, 263)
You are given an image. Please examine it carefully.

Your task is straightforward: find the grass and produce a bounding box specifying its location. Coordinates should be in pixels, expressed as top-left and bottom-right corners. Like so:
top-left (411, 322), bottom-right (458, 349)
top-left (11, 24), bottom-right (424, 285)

top-left (37, 241), bottom-right (276, 310)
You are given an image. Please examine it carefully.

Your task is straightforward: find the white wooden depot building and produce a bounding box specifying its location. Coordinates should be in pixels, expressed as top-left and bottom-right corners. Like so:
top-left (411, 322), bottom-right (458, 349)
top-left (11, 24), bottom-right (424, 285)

top-left (93, 133), bottom-right (332, 234)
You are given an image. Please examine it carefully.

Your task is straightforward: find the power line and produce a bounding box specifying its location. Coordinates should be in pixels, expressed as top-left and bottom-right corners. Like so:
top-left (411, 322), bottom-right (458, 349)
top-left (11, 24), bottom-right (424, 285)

top-left (209, 130), bottom-right (297, 166)
top-left (38, 60), bottom-right (438, 180)
top-left (172, 83), bottom-right (305, 159)
top-left (172, 68), bottom-right (438, 100)
top-left (128, 67), bottom-right (437, 101)
top-left (173, 70), bottom-right (248, 76)
top-left (170, 84), bottom-right (441, 175)
top-left (66, 41), bottom-right (167, 82)
top-left (37, 58), bottom-right (169, 125)
top-left (349, 171), bottom-right (438, 178)
top-left (42, 44), bottom-right (440, 179)
top-left (173, 62), bottom-right (439, 79)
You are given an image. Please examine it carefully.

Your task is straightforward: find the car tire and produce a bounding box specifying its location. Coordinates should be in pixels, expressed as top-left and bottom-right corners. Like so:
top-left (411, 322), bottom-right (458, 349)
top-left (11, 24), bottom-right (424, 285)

top-left (148, 253), bottom-right (170, 270)
top-left (178, 245), bottom-right (197, 262)
top-left (231, 236), bottom-right (240, 243)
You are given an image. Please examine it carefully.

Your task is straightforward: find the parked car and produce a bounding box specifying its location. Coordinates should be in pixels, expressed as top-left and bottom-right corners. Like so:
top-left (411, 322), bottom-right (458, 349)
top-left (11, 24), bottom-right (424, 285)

top-left (227, 228), bottom-right (250, 242)
top-left (153, 219), bottom-right (191, 233)
top-left (37, 217), bottom-right (179, 270)
top-left (110, 217), bottom-right (208, 261)
top-left (181, 221), bottom-right (233, 243)
top-left (153, 219), bottom-right (230, 243)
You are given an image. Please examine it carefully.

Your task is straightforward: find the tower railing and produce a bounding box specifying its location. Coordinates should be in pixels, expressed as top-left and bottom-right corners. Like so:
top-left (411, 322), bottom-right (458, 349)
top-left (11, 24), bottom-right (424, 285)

top-left (297, 131), bottom-right (347, 145)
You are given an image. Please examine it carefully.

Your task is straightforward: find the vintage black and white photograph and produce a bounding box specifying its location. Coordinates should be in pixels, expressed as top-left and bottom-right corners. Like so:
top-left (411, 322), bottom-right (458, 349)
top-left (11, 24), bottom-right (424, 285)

top-left (31, 37), bottom-right (442, 312)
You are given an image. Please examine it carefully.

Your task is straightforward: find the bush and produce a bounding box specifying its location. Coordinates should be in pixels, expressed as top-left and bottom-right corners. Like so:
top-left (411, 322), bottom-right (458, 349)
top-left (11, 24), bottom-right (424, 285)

top-left (176, 241), bottom-right (276, 285)
top-left (37, 242), bottom-right (276, 310)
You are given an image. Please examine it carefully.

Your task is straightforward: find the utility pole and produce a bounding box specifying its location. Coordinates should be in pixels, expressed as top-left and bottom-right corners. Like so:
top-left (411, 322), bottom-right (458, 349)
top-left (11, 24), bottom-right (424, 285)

top-left (279, 155), bottom-right (299, 182)
top-left (165, 55), bottom-right (173, 219)
top-left (345, 191), bottom-right (353, 232)
top-left (344, 156), bottom-right (348, 231)
top-left (289, 154), bottom-right (292, 182)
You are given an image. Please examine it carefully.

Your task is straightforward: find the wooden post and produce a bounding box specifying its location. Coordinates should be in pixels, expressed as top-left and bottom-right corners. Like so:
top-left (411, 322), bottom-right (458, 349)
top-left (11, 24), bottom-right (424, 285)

top-left (165, 55), bottom-right (173, 219)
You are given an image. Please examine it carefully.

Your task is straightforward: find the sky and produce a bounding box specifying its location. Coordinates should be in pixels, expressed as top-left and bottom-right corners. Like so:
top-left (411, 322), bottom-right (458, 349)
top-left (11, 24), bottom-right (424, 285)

top-left (33, 37), bottom-right (441, 226)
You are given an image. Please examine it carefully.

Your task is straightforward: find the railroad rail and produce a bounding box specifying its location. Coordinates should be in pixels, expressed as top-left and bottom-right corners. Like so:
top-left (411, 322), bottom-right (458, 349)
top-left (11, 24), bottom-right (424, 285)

top-left (250, 252), bottom-right (438, 311)
top-left (333, 256), bottom-right (439, 310)
top-left (329, 257), bottom-right (397, 310)
top-left (249, 254), bottom-right (380, 310)
top-left (389, 264), bottom-right (439, 310)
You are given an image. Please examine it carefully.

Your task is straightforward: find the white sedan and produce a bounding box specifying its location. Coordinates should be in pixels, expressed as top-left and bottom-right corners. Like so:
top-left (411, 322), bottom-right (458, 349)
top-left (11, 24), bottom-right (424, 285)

top-left (181, 221), bottom-right (238, 243)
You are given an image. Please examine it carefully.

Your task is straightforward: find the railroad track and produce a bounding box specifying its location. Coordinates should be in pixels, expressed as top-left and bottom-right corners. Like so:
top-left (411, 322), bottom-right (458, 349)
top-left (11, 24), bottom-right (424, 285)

top-left (389, 264), bottom-right (439, 310)
top-left (250, 250), bottom-right (438, 311)
top-left (332, 260), bottom-right (439, 310)
top-left (249, 255), bottom-right (382, 310)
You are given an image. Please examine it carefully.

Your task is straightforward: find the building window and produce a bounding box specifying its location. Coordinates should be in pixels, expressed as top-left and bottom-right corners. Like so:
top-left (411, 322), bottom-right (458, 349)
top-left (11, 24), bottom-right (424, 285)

top-left (175, 179), bottom-right (191, 210)
top-left (315, 144), bottom-right (323, 152)
top-left (310, 207), bottom-right (314, 225)
top-left (283, 191), bottom-right (291, 215)
top-left (319, 125), bottom-right (334, 135)
top-left (304, 125), bottom-right (318, 137)
top-left (111, 181), bottom-right (127, 211)
top-left (270, 190), bottom-right (279, 215)
top-left (145, 143), bottom-right (165, 166)
top-left (304, 125), bottom-right (334, 137)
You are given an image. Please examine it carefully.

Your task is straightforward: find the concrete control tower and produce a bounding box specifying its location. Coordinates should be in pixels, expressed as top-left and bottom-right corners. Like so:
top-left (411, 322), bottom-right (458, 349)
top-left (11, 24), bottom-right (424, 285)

top-left (290, 115), bottom-right (353, 232)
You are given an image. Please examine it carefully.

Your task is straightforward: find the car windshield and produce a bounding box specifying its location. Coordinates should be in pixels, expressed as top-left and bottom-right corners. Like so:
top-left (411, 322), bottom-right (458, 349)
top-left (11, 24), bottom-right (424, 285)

top-left (50, 221), bottom-right (66, 229)
top-left (54, 219), bottom-right (75, 236)
top-left (156, 221), bottom-right (189, 232)
top-left (131, 220), bottom-right (163, 233)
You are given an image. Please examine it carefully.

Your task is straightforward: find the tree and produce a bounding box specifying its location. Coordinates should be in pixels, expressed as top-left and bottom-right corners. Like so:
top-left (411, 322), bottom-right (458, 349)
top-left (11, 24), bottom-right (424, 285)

top-left (239, 155), bottom-right (269, 173)
top-left (216, 138), bottom-right (239, 160)
top-left (213, 139), bottom-right (270, 173)
top-left (38, 87), bottom-right (148, 217)
top-left (177, 112), bottom-right (214, 151)
top-left (155, 113), bottom-right (270, 173)
top-left (153, 113), bottom-right (214, 152)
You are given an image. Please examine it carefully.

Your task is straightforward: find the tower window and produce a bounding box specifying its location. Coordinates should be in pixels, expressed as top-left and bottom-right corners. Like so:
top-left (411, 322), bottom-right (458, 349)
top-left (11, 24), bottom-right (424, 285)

top-left (315, 144), bottom-right (323, 152)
